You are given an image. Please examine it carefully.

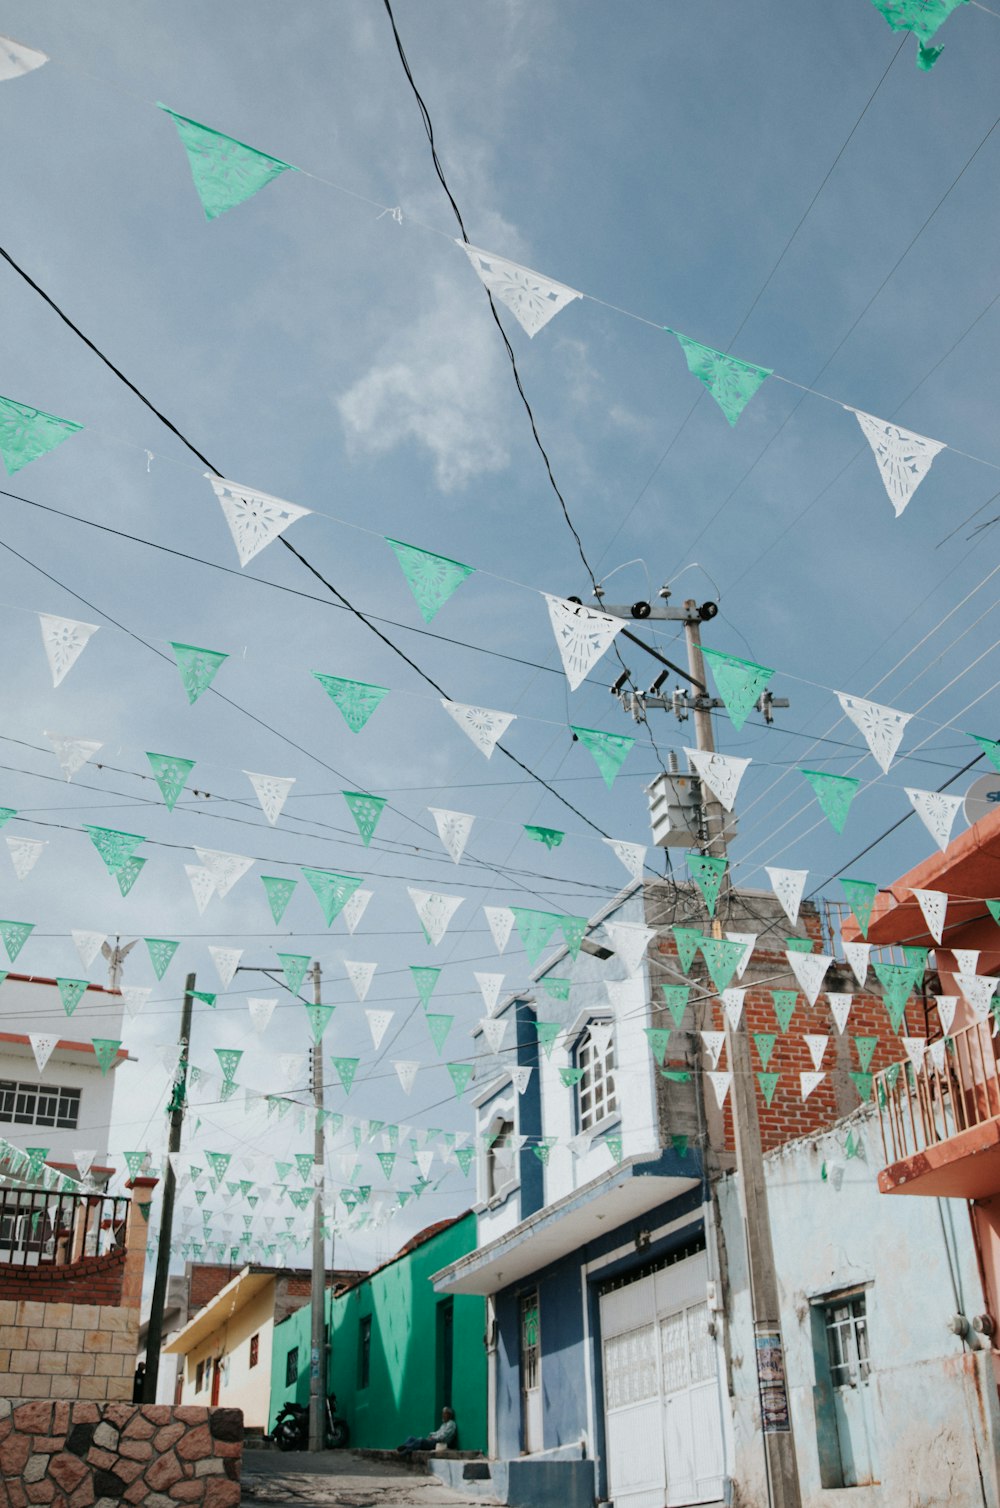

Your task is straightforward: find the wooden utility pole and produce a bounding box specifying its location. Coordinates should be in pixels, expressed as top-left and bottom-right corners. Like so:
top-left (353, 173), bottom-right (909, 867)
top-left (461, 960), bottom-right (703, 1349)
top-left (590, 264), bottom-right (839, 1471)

top-left (143, 973), bottom-right (195, 1402)
top-left (308, 961), bottom-right (327, 1452)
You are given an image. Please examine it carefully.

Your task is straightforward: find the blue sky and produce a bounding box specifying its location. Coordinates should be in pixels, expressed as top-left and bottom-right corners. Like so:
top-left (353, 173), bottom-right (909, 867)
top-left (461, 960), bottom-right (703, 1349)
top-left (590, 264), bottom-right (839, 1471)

top-left (0, 0), bottom-right (998, 1268)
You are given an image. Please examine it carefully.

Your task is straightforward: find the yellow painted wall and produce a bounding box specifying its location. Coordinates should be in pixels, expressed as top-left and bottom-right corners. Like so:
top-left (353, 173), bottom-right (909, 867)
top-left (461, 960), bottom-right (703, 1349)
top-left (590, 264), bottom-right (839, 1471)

top-left (178, 1282), bottom-right (275, 1428)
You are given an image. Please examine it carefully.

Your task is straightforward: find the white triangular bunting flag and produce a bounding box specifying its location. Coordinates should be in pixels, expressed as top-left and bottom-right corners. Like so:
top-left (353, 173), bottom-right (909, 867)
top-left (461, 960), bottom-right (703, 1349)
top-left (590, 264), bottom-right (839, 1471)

top-left (589, 1023), bottom-right (614, 1057)
top-left (726, 933), bottom-right (756, 979)
top-left (0, 35), bottom-right (49, 81)
top-left (837, 693), bottom-right (911, 774)
top-left (567, 1131), bottom-right (593, 1159)
top-left (365, 1008), bottom-right (393, 1050)
top-left (848, 409), bottom-right (945, 519)
top-left (912, 888), bottom-right (947, 945)
top-left (510, 1065), bottom-right (533, 1094)
top-left (480, 1017), bottom-right (508, 1055)
top-left (207, 476), bottom-right (311, 567)
top-left (686, 748), bottom-right (751, 812)
top-left (122, 986), bottom-right (151, 1019)
top-left (244, 771), bottom-right (295, 826)
top-left (6, 836), bottom-right (45, 880)
top-left (248, 996), bottom-right (277, 1034)
top-left (185, 864), bottom-right (215, 914)
top-left (936, 996), bottom-right (958, 1034)
top-left (722, 988), bottom-right (745, 1029)
top-left (700, 1031), bottom-right (726, 1069)
top-left (803, 1034), bottom-right (828, 1071)
top-left (543, 595), bottom-right (623, 692)
top-left (827, 993), bottom-right (853, 1034)
top-left (902, 1037), bottom-right (927, 1073)
top-left (842, 941), bottom-right (870, 987)
top-left (156, 1042), bottom-right (184, 1077)
top-left (342, 888), bottom-right (372, 935)
top-left (29, 1033), bottom-right (59, 1072)
top-left (345, 960), bottom-right (377, 1002)
top-left (415, 1149), bottom-right (435, 1179)
top-left (603, 921), bottom-right (655, 978)
top-left (458, 243), bottom-right (582, 338)
top-left (905, 789), bottom-right (962, 852)
top-left (441, 700), bottom-right (515, 758)
top-left (929, 1039), bottom-right (948, 1073)
top-left (800, 1070), bottom-right (825, 1100)
top-left (208, 946), bottom-right (242, 988)
top-left (279, 1053), bottom-right (304, 1087)
top-left (787, 951), bottom-right (831, 1008)
top-left (38, 614), bottom-right (99, 688)
top-left (475, 971), bottom-right (505, 1014)
top-left (603, 837), bottom-right (647, 881)
top-left (194, 847), bottom-right (254, 898)
top-left (765, 866), bottom-right (808, 924)
top-left (953, 949), bottom-right (980, 976)
top-left (72, 930), bottom-right (105, 970)
top-left (955, 973), bottom-right (996, 1019)
top-left (45, 732), bottom-right (102, 781)
top-left (73, 1149), bottom-right (96, 1180)
top-left (606, 978), bottom-right (642, 1016)
top-left (408, 888), bottom-right (464, 945)
top-left (428, 808), bottom-right (474, 864)
top-left (484, 905), bottom-right (514, 954)
top-left (706, 1070), bottom-right (732, 1108)
top-left (393, 1061), bottom-right (419, 1094)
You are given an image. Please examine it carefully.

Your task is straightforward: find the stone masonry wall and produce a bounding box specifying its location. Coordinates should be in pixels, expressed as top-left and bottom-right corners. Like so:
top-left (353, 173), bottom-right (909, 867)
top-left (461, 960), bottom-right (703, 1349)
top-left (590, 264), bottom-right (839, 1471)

top-left (0, 1302), bottom-right (136, 1404)
top-left (0, 1401), bottom-right (242, 1508)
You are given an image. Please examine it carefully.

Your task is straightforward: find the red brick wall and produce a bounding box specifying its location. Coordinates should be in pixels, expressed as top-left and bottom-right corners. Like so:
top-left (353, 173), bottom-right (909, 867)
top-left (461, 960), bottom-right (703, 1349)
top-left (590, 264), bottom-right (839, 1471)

top-left (0, 1250), bottom-right (124, 1306)
top-left (185, 1267), bottom-right (235, 1314)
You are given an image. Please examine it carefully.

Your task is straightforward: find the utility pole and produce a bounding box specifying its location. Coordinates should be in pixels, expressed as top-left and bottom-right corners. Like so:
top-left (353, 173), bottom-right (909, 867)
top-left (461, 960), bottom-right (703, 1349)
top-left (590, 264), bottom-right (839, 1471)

top-left (308, 961), bottom-right (327, 1453)
top-left (589, 585), bottom-right (801, 1508)
top-left (144, 973), bottom-right (195, 1402)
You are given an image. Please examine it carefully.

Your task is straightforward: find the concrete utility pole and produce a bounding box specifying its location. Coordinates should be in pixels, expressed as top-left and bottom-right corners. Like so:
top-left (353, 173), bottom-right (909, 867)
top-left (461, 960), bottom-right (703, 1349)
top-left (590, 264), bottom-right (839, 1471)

top-left (589, 585), bottom-right (801, 1508)
top-left (143, 972), bottom-right (195, 1402)
top-left (308, 961), bottom-right (327, 1453)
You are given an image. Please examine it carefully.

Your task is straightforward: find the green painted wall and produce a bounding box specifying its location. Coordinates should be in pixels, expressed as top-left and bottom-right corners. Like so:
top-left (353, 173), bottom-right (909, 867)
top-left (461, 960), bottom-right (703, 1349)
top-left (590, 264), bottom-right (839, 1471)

top-left (268, 1213), bottom-right (486, 1451)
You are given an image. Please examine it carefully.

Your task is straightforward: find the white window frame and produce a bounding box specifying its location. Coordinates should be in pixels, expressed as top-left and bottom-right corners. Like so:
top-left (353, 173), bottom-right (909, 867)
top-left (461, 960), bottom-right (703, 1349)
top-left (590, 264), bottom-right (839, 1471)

top-left (481, 1104), bottom-right (519, 1206)
top-left (574, 1018), bottom-right (619, 1135)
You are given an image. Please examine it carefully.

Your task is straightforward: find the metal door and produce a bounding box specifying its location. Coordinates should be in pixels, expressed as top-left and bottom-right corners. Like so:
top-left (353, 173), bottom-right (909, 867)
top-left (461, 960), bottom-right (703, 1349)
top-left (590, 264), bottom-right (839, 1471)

top-left (519, 1292), bottom-right (542, 1453)
top-left (601, 1276), bottom-right (665, 1508)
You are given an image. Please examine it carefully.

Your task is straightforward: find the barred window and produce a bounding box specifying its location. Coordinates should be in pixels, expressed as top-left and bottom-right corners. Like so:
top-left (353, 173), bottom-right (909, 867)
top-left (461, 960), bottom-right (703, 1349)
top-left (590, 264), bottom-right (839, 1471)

top-left (0, 1081), bottom-right (80, 1130)
top-left (824, 1293), bottom-right (870, 1388)
top-left (576, 1026), bottom-right (617, 1132)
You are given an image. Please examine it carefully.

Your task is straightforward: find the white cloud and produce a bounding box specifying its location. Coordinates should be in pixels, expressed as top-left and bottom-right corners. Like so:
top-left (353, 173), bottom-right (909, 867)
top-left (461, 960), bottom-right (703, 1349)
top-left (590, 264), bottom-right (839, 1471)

top-left (336, 275), bottom-right (512, 491)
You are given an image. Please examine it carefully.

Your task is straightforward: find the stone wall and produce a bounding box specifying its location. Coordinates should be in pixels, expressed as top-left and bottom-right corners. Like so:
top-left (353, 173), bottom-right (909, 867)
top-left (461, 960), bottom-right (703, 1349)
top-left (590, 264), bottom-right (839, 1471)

top-left (0, 1301), bottom-right (136, 1405)
top-left (0, 1401), bottom-right (242, 1508)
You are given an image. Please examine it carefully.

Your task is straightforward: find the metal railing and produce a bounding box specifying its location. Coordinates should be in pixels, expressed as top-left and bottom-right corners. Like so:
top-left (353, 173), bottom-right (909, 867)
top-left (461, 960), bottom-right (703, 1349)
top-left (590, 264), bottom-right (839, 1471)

top-left (820, 900), bottom-right (914, 969)
top-left (0, 1187), bottom-right (129, 1268)
top-left (874, 1017), bottom-right (1000, 1168)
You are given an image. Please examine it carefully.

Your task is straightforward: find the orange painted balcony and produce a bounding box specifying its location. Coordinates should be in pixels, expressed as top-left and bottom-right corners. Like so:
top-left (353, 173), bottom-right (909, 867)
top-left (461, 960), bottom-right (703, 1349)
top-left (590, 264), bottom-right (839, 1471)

top-left (875, 1017), bottom-right (1000, 1199)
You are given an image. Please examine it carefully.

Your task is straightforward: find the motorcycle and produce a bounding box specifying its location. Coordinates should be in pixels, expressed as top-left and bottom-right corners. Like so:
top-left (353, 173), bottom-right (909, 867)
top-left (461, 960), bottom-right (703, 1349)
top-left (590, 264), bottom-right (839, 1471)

top-left (272, 1394), bottom-right (350, 1451)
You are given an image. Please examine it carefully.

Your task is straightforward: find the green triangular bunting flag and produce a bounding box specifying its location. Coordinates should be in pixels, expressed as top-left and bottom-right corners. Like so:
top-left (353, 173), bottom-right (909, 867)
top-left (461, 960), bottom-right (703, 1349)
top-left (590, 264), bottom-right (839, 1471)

top-left (262, 875), bottom-right (297, 924)
top-left (385, 538), bottom-right (475, 623)
top-left (524, 825), bottom-right (564, 850)
top-left (541, 977), bottom-right (570, 1000)
top-left (850, 1071), bottom-right (873, 1100)
top-left (214, 1049), bottom-right (243, 1082)
top-left (669, 331), bottom-right (771, 426)
top-left (754, 1033), bottom-right (776, 1068)
top-left (92, 1039), bottom-right (120, 1075)
top-left (661, 985), bottom-right (690, 1027)
top-left (511, 907), bottom-right (562, 964)
top-left (158, 104), bottom-right (296, 220)
top-left (277, 952), bottom-right (311, 995)
top-left (987, 899), bottom-right (1000, 925)
top-left (84, 825), bottom-right (146, 874)
top-left (771, 990), bottom-right (797, 1032)
top-left (571, 725), bottom-right (635, 789)
top-left (116, 856), bottom-right (145, 896)
top-left (57, 978), bottom-right (88, 1016)
top-left (698, 937), bottom-right (746, 993)
top-left (800, 769), bottom-right (860, 834)
top-left (840, 877), bottom-right (878, 938)
top-left (331, 1057), bottom-right (359, 1094)
top-left (0, 920), bottom-right (34, 962)
top-left (305, 1004), bottom-right (335, 1043)
top-left (146, 753), bottom-right (195, 812)
top-left (701, 647), bottom-right (774, 731)
top-left (686, 853), bottom-right (727, 916)
top-left (561, 915), bottom-right (587, 959)
top-left (757, 1071), bottom-right (780, 1106)
top-left (446, 1063), bottom-right (474, 1098)
top-left (645, 1027), bottom-right (671, 1064)
top-left (537, 1021), bottom-right (561, 1059)
top-left (312, 673), bottom-right (389, 733)
top-left (854, 1036), bottom-right (878, 1072)
top-left (0, 395), bottom-right (82, 475)
top-left (672, 928), bottom-right (703, 974)
top-left (425, 1014), bottom-right (453, 1054)
top-left (145, 939), bottom-right (179, 981)
top-left (343, 792), bottom-right (386, 847)
top-left (872, 962), bottom-right (915, 1032)
top-left (970, 733), bottom-right (1000, 772)
top-left (301, 867), bottom-right (363, 926)
top-left (170, 642), bottom-right (228, 705)
top-left (411, 966), bottom-right (441, 1007)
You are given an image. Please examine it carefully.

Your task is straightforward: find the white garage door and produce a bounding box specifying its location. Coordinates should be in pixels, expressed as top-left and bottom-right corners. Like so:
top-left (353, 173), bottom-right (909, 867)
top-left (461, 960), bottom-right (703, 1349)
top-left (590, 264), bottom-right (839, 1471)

top-left (601, 1250), bottom-right (724, 1508)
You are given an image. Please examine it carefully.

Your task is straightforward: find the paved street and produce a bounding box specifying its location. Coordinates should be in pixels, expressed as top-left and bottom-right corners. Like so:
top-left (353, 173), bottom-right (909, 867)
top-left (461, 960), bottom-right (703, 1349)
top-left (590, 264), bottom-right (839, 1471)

top-left (241, 1451), bottom-right (493, 1508)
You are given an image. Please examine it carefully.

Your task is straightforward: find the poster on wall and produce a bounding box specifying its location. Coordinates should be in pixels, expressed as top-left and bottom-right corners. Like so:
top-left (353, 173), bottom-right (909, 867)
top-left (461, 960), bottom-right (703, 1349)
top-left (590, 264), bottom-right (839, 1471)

top-left (755, 1330), bottom-right (790, 1433)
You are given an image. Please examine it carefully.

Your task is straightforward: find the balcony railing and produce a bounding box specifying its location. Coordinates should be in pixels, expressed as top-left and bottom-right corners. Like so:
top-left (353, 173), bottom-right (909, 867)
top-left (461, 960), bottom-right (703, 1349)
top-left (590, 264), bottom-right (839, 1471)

top-left (874, 1017), bottom-right (1000, 1170)
top-left (0, 1186), bottom-right (129, 1268)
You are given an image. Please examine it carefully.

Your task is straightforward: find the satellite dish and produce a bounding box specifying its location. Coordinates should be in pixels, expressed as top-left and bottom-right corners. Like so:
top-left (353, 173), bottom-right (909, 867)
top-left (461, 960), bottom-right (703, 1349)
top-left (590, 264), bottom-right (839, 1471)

top-left (964, 773), bottom-right (1000, 828)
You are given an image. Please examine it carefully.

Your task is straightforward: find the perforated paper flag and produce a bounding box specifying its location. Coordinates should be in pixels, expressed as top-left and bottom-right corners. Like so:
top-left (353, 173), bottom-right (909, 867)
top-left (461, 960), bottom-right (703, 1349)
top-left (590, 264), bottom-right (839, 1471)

top-left (29, 1033), bottom-right (59, 1072)
top-left (686, 853), bottom-right (727, 916)
top-left (837, 693), bottom-right (910, 774)
top-left (787, 951), bottom-right (831, 1008)
top-left (0, 395), bottom-right (82, 475)
top-left (122, 986), bottom-right (152, 1020)
top-left (603, 837), bottom-right (646, 880)
top-left (828, 993), bottom-right (853, 1034)
top-left (313, 674), bottom-right (388, 733)
top-left (762, 867), bottom-right (805, 925)
top-left (772, 991), bottom-right (797, 1032)
top-left (725, 932), bottom-right (756, 979)
top-left (331, 1058), bottom-right (359, 1094)
top-left (277, 952), bottom-right (311, 995)
top-left (245, 772), bottom-right (295, 826)
top-left (956, 972), bottom-right (997, 1019)
top-left (804, 1034), bottom-right (829, 1071)
top-left (480, 1017), bottom-right (508, 1054)
top-left (142, 752), bottom-right (194, 812)
top-left (905, 788), bottom-right (962, 852)
top-left (447, 1063), bottom-right (474, 1099)
top-left (912, 888), bottom-right (947, 944)
top-left (342, 888), bottom-right (373, 935)
top-left (698, 937), bottom-right (747, 994)
top-left (800, 769), bottom-right (860, 834)
top-left (208, 946), bottom-right (242, 988)
top-left (207, 476), bottom-right (310, 565)
top-left (523, 825), bottom-right (564, 850)
top-left (511, 907), bottom-right (562, 965)
top-left (345, 961), bottom-right (377, 1002)
top-left (840, 878), bottom-right (878, 938)
top-left (722, 988), bottom-right (746, 1030)
top-left (91, 1039), bottom-right (120, 1075)
top-left (484, 906), bottom-right (514, 954)
top-left (572, 726), bottom-right (635, 788)
top-left (72, 930), bottom-right (105, 970)
top-left (0, 921), bottom-right (31, 962)
top-left (425, 1014), bottom-right (453, 1054)
top-left (441, 700), bottom-right (515, 758)
top-left (475, 972), bottom-right (504, 1014)
top-left (800, 1071), bottom-right (825, 1100)
top-left (248, 996), bottom-right (277, 1034)
top-left (544, 596), bottom-right (623, 692)
top-left (301, 868), bottom-right (362, 926)
top-left (429, 808), bottom-right (474, 865)
top-left (669, 331), bottom-right (771, 426)
top-left (183, 865), bottom-right (213, 915)
top-left (38, 615), bottom-right (98, 689)
top-left (215, 1049), bottom-right (243, 1083)
top-left (6, 837), bottom-right (44, 880)
top-left (159, 105), bottom-right (296, 219)
top-left (46, 733), bottom-right (102, 782)
top-left (706, 1070), bottom-right (732, 1108)
top-left (85, 825), bottom-right (146, 876)
top-left (195, 848), bottom-right (253, 899)
top-left (701, 647), bottom-right (774, 731)
top-left (458, 243), bottom-right (582, 337)
top-left (365, 1009), bottom-right (394, 1050)
top-left (410, 966), bottom-right (441, 1008)
top-left (868, 0), bottom-right (969, 68)
top-left (261, 875), bottom-right (296, 925)
top-left (341, 792), bottom-right (385, 847)
top-left (672, 928), bottom-right (703, 974)
top-left (170, 642), bottom-right (228, 706)
top-left (970, 733), bottom-right (1000, 773)
top-left (701, 1031), bottom-right (726, 1069)
top-left (849, 408), bottom-right (946, 512)
top-left (408, 888), bottom-right (464, 945)
top-left (686, 748), bottom-right (751, 812)
top-left (0, 35), bottom-right (48, 80)
top-left (953, 948), bottom-right (980, 975)
top-left (386, 538), bottom-right (475, 623)
top-left (145, 938), bottom-right (179, 980)
top-left (936, 996), bottom-right (958, 1034)
top-left (843, 941), bottom-right (871, 988)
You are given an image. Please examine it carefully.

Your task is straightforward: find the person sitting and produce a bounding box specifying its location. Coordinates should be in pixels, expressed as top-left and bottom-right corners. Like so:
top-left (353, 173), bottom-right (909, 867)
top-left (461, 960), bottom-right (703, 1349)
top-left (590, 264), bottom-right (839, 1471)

top-left (396, 1406), bottom-right (457, 1454)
